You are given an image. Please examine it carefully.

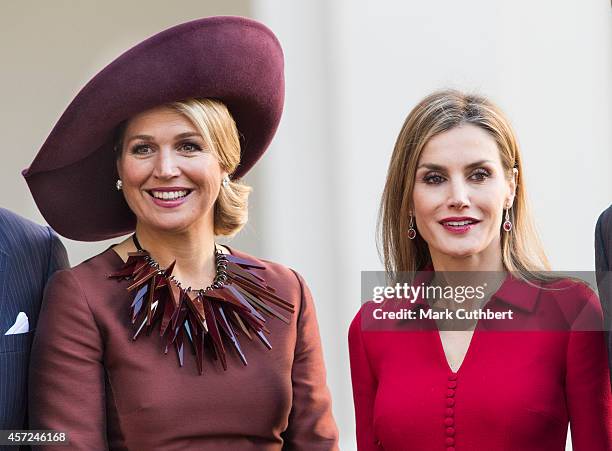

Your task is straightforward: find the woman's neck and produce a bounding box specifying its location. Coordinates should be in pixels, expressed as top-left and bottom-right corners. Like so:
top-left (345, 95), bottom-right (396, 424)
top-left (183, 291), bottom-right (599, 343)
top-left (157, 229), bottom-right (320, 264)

top-left (429, 239), bottom-right (505, 273)
top-left (427, 239), bottom-right (507, 309)
top-left (132, 223), bottom-right (218, 290)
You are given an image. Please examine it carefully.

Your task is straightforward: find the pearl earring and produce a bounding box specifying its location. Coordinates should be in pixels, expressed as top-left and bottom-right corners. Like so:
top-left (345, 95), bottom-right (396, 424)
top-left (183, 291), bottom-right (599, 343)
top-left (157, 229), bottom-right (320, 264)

top-left (116, 179), bottom-right (123, 191)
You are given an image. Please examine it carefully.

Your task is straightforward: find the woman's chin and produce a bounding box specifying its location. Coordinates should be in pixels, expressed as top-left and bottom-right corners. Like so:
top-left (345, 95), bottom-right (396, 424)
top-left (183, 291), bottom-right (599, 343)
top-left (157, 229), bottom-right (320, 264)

top-left (433, 242), bottom-right (485, 260)
top-left (138, 218), bottom-right (196, 234)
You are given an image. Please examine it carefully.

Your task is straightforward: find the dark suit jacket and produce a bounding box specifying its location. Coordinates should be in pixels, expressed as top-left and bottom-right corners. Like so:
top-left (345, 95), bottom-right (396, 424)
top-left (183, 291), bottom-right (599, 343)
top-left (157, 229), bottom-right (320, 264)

top-left (595, 204), bottom-right (612, 385)
top-left (0, 208), bottom-right (68, 444)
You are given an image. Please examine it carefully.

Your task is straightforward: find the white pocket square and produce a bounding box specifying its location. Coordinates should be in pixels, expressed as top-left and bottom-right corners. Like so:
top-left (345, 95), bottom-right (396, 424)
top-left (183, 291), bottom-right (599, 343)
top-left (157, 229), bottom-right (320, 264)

top-left (5, 312), bottom-right (29, 335)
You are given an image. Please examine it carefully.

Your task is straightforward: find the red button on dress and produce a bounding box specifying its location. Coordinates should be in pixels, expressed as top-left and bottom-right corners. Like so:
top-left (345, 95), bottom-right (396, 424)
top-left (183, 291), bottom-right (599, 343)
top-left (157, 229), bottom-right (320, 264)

top-left (445, 375), bottom-right (457, 446)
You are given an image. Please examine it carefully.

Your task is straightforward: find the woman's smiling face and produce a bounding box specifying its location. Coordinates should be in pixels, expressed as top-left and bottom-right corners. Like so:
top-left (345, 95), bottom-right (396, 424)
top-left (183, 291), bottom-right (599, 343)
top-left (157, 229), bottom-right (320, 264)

top-left (116, 105), bottom-right (227, 234)
top-left (412, 123), bottom-right (516, 262)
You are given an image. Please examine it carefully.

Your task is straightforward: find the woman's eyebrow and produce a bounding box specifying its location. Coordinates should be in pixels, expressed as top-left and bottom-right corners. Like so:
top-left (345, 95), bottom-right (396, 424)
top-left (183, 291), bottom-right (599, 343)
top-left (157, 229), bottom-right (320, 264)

top-left (174, 132), bottom-right (202, 139)
top-left (417, 159), bottom-right (494, 170)
top-left (125, 134), bottom-right (154, 143)
top-left (417, 162), bottom-right (445, 170)
top-left (464, 159), bottom-right (494, 169)
top-left (125, 132), bottom-right (202, 143)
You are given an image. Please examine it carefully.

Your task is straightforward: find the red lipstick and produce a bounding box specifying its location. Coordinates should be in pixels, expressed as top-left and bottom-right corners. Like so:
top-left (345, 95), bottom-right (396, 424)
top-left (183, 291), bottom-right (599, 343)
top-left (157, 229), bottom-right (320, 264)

top-left (439, 216), bottom-right (480, 235)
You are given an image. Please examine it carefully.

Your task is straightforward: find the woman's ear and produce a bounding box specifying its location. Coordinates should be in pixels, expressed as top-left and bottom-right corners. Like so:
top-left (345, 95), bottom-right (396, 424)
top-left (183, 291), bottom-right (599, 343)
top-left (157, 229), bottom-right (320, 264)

top-left (506, 168), bottom-right (518, 207)
top-left (116, 157), bottom-right (123, 181)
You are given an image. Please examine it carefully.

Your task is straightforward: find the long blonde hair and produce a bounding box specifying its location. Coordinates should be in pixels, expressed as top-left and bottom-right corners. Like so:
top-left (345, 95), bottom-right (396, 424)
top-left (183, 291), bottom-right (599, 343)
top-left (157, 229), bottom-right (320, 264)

top-left (378, 90), bottom-right (551, 281)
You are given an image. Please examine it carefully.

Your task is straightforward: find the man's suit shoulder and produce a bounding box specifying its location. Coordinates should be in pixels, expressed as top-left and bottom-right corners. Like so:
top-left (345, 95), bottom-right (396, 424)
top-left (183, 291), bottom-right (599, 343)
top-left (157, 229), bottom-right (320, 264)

top-left (596, 205), bottom-right (612, 235)
top-left (0, 207), bottom-right (54, 251)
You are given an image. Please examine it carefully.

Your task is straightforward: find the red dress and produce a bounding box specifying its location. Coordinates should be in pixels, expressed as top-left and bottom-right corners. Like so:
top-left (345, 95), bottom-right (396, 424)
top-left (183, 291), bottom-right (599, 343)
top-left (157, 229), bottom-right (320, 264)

top-left (349, 274), bottom-right (612, 450)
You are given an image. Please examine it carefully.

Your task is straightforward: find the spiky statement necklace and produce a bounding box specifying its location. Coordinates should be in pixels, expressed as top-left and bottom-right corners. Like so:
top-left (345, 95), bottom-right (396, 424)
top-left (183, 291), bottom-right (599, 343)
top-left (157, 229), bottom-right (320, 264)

top-left (108, 235), bottom-right (294, 374)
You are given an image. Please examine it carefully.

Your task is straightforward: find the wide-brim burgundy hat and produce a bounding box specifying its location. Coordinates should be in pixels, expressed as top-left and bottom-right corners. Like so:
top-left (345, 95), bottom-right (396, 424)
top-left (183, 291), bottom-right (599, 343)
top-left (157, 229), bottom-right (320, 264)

top-left (23, 16), bottom-right (284, 241)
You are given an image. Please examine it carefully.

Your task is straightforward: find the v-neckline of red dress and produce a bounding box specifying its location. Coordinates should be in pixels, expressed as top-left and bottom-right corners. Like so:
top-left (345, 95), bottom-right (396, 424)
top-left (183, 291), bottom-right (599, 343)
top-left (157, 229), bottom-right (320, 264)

top-left (432, 326), bottom-right (479, 375)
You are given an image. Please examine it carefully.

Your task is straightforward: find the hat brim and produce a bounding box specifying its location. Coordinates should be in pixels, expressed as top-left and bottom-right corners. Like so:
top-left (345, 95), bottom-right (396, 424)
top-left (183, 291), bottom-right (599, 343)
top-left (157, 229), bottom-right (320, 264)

top-left (23, 16), bottom-right (284, 241)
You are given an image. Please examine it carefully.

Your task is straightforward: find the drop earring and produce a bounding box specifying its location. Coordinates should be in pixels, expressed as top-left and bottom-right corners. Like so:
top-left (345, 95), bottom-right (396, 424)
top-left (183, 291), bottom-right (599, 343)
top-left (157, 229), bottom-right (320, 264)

top-left (408, 214), bottom-right (417, 240)
top-left (503, 207), bottom-right (512, 232)
top-left (116, 179), bottom-right (123, 191)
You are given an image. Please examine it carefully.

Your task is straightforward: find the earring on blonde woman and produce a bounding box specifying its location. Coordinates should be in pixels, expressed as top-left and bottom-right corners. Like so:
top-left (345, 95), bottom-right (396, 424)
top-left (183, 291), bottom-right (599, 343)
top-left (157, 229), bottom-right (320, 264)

top-left (408, 215), bottom-right (417, 240)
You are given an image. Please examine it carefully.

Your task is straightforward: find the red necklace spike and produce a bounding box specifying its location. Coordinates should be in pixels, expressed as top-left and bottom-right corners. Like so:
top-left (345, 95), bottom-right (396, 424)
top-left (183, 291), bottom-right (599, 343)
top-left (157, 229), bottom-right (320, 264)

top-left (108, 243), bottom-right (294, 374)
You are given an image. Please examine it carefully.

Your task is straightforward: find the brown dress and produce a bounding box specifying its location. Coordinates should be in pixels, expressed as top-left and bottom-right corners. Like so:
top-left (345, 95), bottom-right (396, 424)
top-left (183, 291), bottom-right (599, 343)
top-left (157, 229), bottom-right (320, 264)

top-left (28, 246), bottom-right (339, 450)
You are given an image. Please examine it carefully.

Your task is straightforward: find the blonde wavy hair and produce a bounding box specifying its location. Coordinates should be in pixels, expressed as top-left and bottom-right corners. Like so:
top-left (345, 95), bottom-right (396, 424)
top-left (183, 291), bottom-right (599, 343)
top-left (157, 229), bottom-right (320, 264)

top-left (115, 98), bottom-right (251, 237)
top-left (379, 90), bottom-right (552, 282)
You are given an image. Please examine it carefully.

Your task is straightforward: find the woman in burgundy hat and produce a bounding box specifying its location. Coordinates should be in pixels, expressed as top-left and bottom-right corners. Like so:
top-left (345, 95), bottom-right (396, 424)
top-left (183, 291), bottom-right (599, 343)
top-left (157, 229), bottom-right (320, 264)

top-left (24, 17), bottom-right (338, 450)
top-left (349, 90), bottom-right (611, 450)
